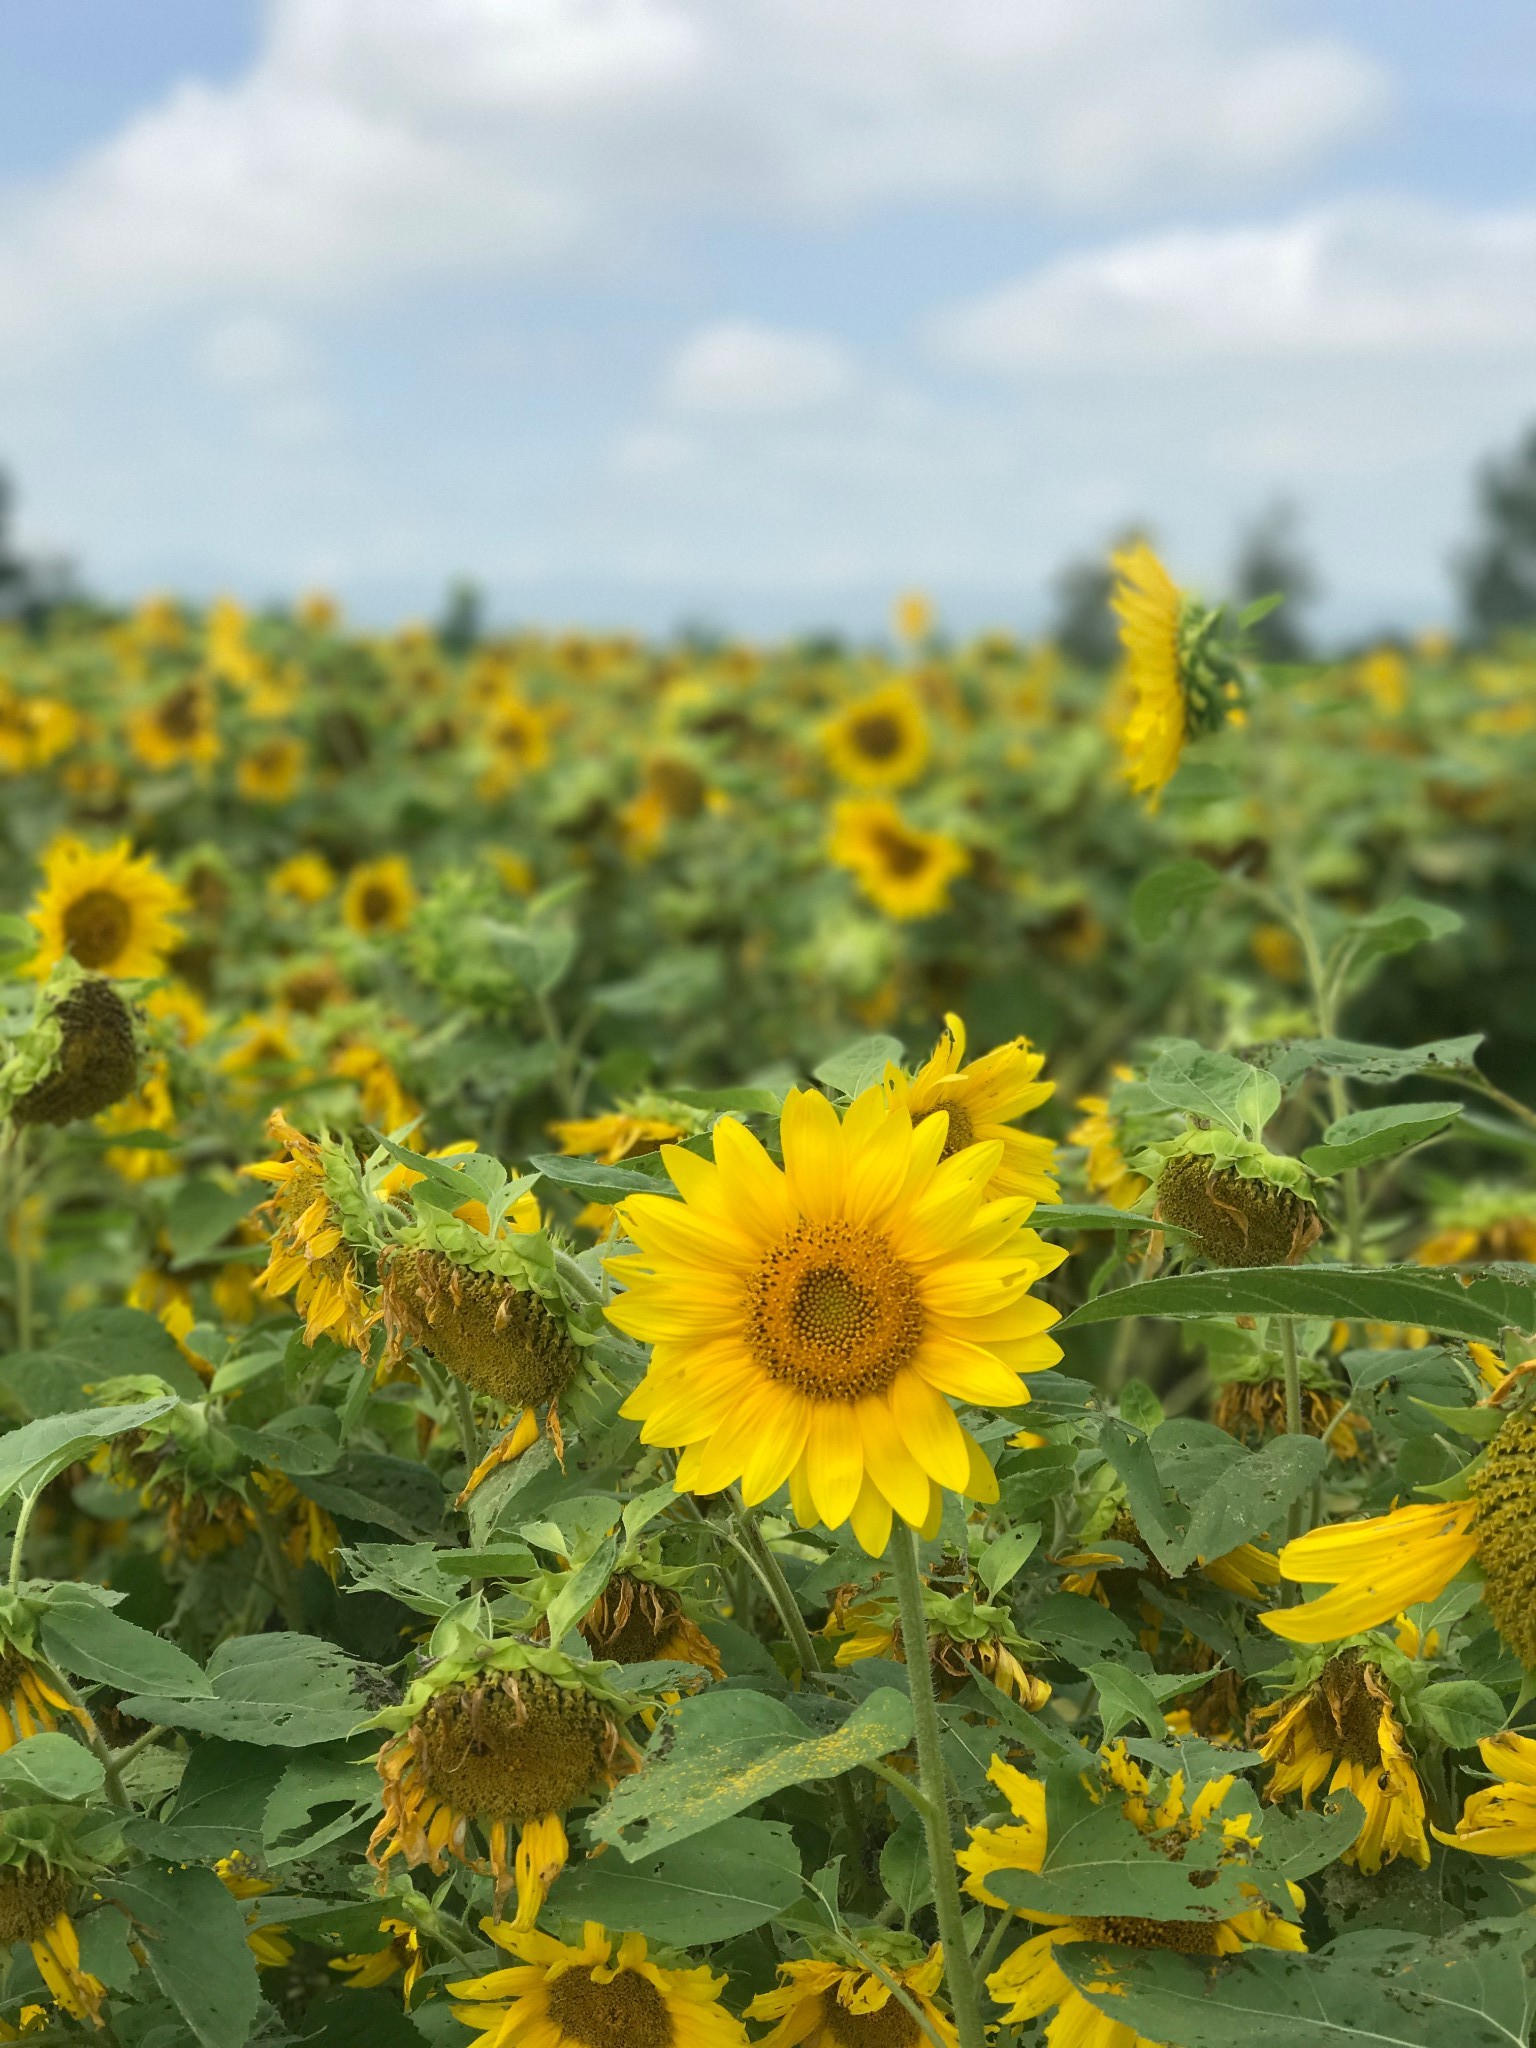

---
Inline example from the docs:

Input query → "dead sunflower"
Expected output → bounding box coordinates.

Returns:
[1,963,140,1128]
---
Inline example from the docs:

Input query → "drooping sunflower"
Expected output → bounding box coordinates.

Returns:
[215,1852,294,1970]
[1435,1731,1536,1857]
[27,836,186,979]
[1213,1370,1365,1461]
[0,1858,105,2026]
[1255,1648,1428,1873]
[1110,542,1244,806]
[450,1920,748,2048]
[828,800,969,921]
[0,963,140,1128]
[1414,1185,1536,1267]
[885,1012,1057,1204]
[578,1569,724,1678]
[825,1574,1050,1709]
[1261,1408,1536,1660]
[268,851,336,904]
[0,1646,94,1753]
[748,1944,957,2047]
[608,1084,1064,1555]
[1069,1080,1149,1211]
[331,1914,425,1997]
[342,856,417,938]
[961,1749,1304,2046]
[236,733,305,804]
[125,677,221,772]
[822,682,930,790]
[368,1641,637,1925]
[242,1111,377,1350]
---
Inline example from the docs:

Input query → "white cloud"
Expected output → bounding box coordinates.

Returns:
[932,201,1536,371]
[0,0,1386,366]
[665,320,855,415]
[197,314,313,392]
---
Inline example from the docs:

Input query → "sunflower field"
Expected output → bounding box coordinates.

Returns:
[2,560,1536,2047]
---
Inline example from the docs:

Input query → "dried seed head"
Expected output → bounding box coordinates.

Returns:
[11,977,138,1125]
[383,1248,581,1407]
[1470,1413,1536,1667]
[414,1674,613,1827]
[1156,1156,1320,1268]
[0,1860,72,1948]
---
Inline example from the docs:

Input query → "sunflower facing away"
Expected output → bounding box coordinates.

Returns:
[885,1012,1057,1204]
[0,1859,105,2026]
[450,1920,748,2048]
[1436,1731,1536,1858]
[1256,1649,1429,1873]
[828,799,969,921]
[1069,1073,1149,1211]
[342,856,418,938]
[1262,1407,1536,1665]
[27,837,185,980]
[822,682,930,791]
[747,1945,958,2047]
[608,1083,1064,1555]
[960,1747,1305,2047]
[243,1112,377,1350]
[1110,542,1243,806]
[215,1852,295,1971]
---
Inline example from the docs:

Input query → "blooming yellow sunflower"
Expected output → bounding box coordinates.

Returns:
[885,1012,1057,1204]
[27,836,186,979]
[822,682,930,790]
[960,1748,1304,2047]
[1259,1405,1536,1655]
[1110,542,1185,801]
[450,1920,747,2048]
[828,799,969,921]
[368,1645,636,1925]
[1069,1078,1150,1211]
[0,1860,105,2025]
[1255,1649,1428,1873]
[331,1914,425,1998]
[342,857,417,938]
[0,686,76,776]
[236,733,305,803]
[748,1946,957,2047]
[125,678,221,772]
[1435,1731,1536,1857]
[329,1041,420,1134]
[476,692,551,798]
[608,1083,1063,1554]
[242,1111,377,1350]
[269,851,336,904]
[215,1852,294,1970]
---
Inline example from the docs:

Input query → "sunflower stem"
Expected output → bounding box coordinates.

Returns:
[889,1520,988,2048]
[2,1125,36,1353]
[250,1498,305,1632]
[7,1483,43,1594]
[39,1661,128,1810]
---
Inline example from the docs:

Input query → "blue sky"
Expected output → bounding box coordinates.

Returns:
[1,1,1533,641]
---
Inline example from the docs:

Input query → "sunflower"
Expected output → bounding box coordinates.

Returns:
[27,836,186,979]
[125,678,221,772]
[269,851,336,904]
[0,1860,105,2026]
[1414,1186,1536,1267]
[609,1083,1064,1555]
[1260,1409,1536,1656]
[342,857,417,938]
[331,1915,425,1997]
[330,1041,420,1134]
[828,800,969,922]
[96,1062,177,1181]
[451,1920,747,2048]
[1255,1649,1428,1873]
[0,687,76,776]
[1069,1079,1149,1211]
[961,1749,1304,2046]
[218,1014,305,1098]
[242,1111,377,1350]
[1435,1732,1536,1857]
[0,1651,94,1753]
[368,1645,636,1924]
[215,1852,294,1970]
[748,1946,957,2047]
[1110,542,1243,806]
[823,683,930,790]
[2,967,140,1128]
[477,693,551,797]
[1213,1375,1365,1461]
[548,1109,691,1165]
[825,1577,1050,1709]
[885,1012,1056,1204]
[236,734,305,803]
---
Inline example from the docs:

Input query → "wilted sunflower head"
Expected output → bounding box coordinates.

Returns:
[1146,1127,1320,1270]
[26,835,186,981]
[1,963,141,1127]
[381,1247,582,1411]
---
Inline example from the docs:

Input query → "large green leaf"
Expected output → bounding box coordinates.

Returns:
[1130,859,1222,941]
[528,1151,680,1204]
[813,1034,904,1099]
[40,1587,212,1699]
[160,1740,289,1859]
[164,1178,261,1263]
[0,1733,104,1801]
[120,1633,376,1746]
[102,1863,260,2048]
[1260,1035,1483,1088]
[1144,1044,1279,1141]
[1053,1920,1536,2048]
[554,1817,803,1943]
[1302,1102,1463,1176]
[0,1306,205,1416]
[591,1687,912,1857]
[1062,1265,1536,1340]
[0,1395,179,1504]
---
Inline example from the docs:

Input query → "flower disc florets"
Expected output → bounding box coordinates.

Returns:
[1468,1411,1536,1669]
[382,1247,581,1408]
[1156,1152,1320,1268]
[414,1673,615,1827]
[0,1860,71,1948]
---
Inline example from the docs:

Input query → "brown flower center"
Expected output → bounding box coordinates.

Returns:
[61,888,134,969]
[545,1964,673,2048]
[869,825,929,879]
[1303,1649,1387,1769]
[1080,1916,1224,1954]
[0,1860,72,1948]
[359,884,397,928]
[415,1676,612,1827]
[824,1992,921,2046]
[919,1102,974,1158]
[850,713,903,762]
[581,1574,680,1664]
[155,685,204,741]
[746,1220,924,1400]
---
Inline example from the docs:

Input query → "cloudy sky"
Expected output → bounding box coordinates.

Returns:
[1,0,1534,638]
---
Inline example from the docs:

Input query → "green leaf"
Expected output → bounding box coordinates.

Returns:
[101,1862,261,2048]
[1086,1662,1177,1738]
[0,1733,104,1801]
[665,1085,783,1115]
[592,1687,913,1857]
[294,1453,448,1539]
[1261,1035,1484,1088]
[1118,1381,1164,1434]
[1177,1433,1326,1575]
[164,1178,261,1262]
[1418,1680,1507,1749]
[164,1740,289,1859]
[1145,1043,1279,1141]
[1053,1919,1536,2048]
[544,1534,620,1651]
[1302,1102,1463,1176]
[528,1151,681,1204]
[0,1309,207,1416]
[812,1035,904,1100]
[977,1523,1040,1598]
[0,1395,179,1504]
[1130,860,1222,941]
[120,1633,376,1747]
[1237,592,1286,628]
[1062,1265,1536,1342]
[1345,897,1463,970]
[262,1750,379,1863]
[879,1811,933,1921]
[554,1817,803,1943]
[1032,1203,1163,1235]
[40,1588,212,1699]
